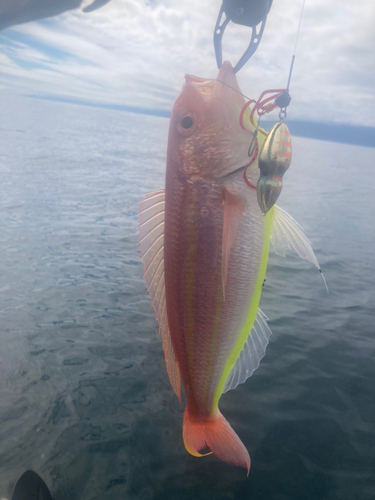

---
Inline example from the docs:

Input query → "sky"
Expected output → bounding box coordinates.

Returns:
[0,0,375,128]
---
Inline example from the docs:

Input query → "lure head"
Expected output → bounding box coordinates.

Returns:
[257,122,292,213]
[167,61,253,180]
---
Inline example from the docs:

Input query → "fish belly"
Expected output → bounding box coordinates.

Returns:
[164,172,268,418]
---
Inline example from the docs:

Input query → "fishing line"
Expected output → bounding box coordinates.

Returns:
[216,0,306,95]
[293,0,307,56]
[215,0,307,161]
[215,79,253,102]
[287,0,306,90]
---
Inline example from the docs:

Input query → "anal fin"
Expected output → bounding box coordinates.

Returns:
[223,309,272,394]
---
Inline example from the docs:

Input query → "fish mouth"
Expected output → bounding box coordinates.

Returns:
[256,176,283,214]
[184,61,243,102]
[184,74,216,96]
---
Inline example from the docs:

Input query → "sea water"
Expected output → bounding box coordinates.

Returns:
[0,94,374,500]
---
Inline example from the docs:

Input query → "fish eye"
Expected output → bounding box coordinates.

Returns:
[181,116,193,129]
[175,111,196,137]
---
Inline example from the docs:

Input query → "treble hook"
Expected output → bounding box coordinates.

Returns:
[214,0,273,73]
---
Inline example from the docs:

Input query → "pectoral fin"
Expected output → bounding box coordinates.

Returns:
[271,205,328,292]
[139,190,181,401]
[222,189,244,299]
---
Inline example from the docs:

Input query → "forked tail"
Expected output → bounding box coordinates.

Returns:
[183,407,250,474]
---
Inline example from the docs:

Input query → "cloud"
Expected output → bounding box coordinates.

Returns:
[0,0,374,126]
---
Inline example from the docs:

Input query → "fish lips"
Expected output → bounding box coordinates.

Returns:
[256,173,283,214]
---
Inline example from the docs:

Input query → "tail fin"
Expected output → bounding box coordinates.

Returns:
[183,407,250,474]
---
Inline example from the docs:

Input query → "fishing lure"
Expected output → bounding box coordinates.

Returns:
[239,88,292,214]
[257,121,292,214]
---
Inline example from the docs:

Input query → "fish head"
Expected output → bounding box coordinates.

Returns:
[167,61,254,180]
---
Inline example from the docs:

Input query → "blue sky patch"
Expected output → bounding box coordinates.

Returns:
[0,28,72,62]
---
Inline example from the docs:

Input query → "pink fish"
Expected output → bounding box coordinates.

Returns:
[139,62,324,473]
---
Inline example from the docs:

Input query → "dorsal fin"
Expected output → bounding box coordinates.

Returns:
[139,190,181,401]
[223,309,272,394]
[271,205,328,292]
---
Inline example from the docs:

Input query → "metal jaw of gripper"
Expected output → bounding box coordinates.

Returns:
[214,0,273,73]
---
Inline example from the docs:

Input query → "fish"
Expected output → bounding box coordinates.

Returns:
[139,61,325,473]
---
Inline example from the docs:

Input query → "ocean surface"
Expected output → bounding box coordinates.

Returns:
[0,94,374,500]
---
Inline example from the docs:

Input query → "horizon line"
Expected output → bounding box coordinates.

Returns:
[23,92,375,148]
